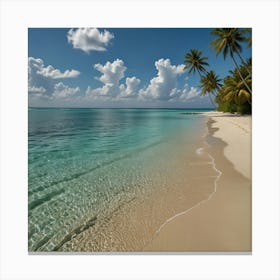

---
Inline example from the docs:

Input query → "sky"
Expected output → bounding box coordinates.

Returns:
[28,28,252,108]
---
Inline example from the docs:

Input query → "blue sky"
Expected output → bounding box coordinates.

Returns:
[28,28,251,108]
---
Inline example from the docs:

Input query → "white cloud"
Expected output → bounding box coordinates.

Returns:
[94,59,126,85]
[28,56,208,108]
[29,57,53,97]
[179,86,200,101]
[28,57,80,79]
[28,57,81,103]
[28,57,44,74]
[86,84,114,99]
[37,65,80,79]
[52,82,80,99]
[139,58,185,100]
[85,58,202,105]
[67,28,114,53]
[86,59,130,99]
[28,85,46,94]
[119,77,141,98]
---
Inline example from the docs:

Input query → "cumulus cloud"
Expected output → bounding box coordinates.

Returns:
[139,58,185,101]
[28,57,81,103]
[67,28,114,53]
[28,56,207,107]
[85,58,201,105]
[53,82,80,99]
[28,85,46,95]
[86,59,133,99]
[29,57,53,97]
[179,86,200,101]
[94,59,126,85]
[28,57,80,79]
[85,84,114,99]
[119,77,141,98]
[28,57,44,75]
[37,66,80,79]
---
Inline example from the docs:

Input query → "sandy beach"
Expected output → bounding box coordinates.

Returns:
[145,113,252,252]
[202,112,251,179]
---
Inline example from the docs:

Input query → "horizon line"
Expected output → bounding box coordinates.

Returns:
[28,107,214,110]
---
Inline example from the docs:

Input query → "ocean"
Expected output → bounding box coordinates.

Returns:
[28,108,217,252]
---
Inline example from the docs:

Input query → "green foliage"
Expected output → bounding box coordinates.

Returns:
[217,101,251,115]
[217,102,237,113]
[237,103,251,114]
[200,70,222,109]
[182,28,252,115]
[241,28,252,48]
[210,28,252,95]
[183,49,209,76]
[210,28,246,59]
[215,58,252,115]
[200,70,222,96]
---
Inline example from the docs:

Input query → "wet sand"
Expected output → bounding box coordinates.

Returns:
[145,116,252,252]
[207,113,251,179]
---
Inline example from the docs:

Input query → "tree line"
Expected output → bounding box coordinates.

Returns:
[184,28,252,114]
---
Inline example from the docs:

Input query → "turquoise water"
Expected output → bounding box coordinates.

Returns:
[28,108,212,252]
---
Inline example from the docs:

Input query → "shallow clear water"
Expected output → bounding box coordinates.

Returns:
[28,108,213,252]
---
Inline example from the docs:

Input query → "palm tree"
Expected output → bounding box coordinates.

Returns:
[222,70,251,105]
[241,28,252,48]
[200,70,222,109]
[183,49,209,78]
[210,28,252,93]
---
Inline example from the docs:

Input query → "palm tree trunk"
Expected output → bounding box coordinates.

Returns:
[230,49,252,94]
[208,93,217,110]
[233,45,251,76]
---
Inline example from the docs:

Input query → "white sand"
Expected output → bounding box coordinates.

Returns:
[203,112,251,179]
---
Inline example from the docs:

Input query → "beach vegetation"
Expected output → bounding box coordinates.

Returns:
[200,70,222,109]
[183,49,209,77]
[210,28,252,94]
[183,49,219,107]
[215,58,251,114]
[183,28,252,115]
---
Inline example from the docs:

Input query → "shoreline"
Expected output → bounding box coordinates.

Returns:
[202,112,251,179]
[145,113,252,252]
[152,147,222,238]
